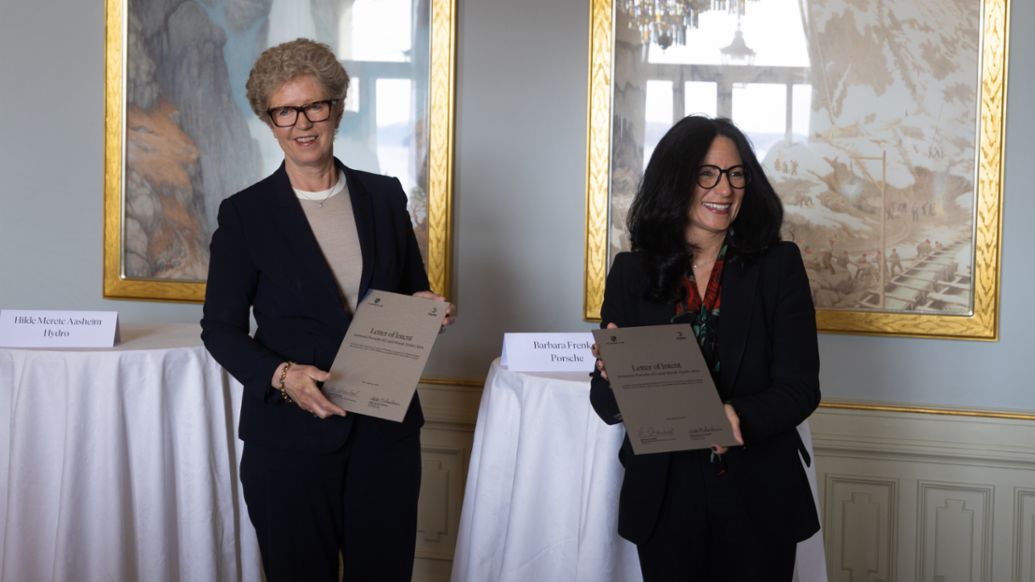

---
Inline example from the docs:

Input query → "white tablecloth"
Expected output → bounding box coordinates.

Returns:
[0,324,262,582]
[451,359,640,582]
[452,359,828,582]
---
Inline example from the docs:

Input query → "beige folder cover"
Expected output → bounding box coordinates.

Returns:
[592,324,736,454]
[324,290,444,422]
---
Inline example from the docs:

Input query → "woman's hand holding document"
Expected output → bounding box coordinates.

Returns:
[591,324,739,454]
[323,290,446,422]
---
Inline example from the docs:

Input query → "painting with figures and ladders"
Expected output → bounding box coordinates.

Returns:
[605,0,993,320]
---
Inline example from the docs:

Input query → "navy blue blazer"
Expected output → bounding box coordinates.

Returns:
[590,242,821,544]
[201,160,430,452]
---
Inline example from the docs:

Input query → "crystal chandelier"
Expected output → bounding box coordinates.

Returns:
[620,0,755,50]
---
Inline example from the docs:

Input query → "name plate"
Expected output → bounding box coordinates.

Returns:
[500,332,595,372]
[0,310,120,348]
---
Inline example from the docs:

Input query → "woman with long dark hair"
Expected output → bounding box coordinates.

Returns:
[591,116,820,581]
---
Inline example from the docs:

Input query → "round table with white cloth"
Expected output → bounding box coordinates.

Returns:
[0,323,262,582]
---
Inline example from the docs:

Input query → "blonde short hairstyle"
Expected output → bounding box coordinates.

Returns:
[245,38,350,119]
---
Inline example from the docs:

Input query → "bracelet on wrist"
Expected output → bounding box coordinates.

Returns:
[278,361,295,404]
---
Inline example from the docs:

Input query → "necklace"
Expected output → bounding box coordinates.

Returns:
[294,175,344,208]
[692,255,718,273]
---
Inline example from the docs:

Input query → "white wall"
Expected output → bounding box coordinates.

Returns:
[1,0,1032,413]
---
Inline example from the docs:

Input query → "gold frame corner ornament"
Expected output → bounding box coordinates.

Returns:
[582,0,1008,340]
[103,0,457,303]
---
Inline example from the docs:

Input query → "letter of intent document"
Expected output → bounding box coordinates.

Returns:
[592,324,737,454]
[324,290,445,422]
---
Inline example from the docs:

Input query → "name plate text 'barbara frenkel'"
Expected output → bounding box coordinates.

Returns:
[500,332,596,373]
[0,309,121,348]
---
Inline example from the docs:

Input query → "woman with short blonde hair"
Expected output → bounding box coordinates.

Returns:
[202,38,454,582]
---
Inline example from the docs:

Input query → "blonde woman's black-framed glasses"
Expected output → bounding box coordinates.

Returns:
[267,99,339,127]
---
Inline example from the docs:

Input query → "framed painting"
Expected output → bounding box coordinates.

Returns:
[584,0,1008,339]
[104,0,456,302]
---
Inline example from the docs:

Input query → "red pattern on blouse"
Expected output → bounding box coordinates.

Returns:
[677,255,725,315]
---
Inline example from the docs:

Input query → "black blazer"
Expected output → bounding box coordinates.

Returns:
[590,242,821,545]
[201,160,430,452]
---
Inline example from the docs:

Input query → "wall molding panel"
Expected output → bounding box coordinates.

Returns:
[918,482,993,582]
[413,382,481,582]
[811,408,1035,582]
[1015,489,1035,582]
[418,445,468,553]
[824,476,898,582]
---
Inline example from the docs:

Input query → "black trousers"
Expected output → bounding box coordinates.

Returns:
[240,418,422,582]
[636,450,796,582]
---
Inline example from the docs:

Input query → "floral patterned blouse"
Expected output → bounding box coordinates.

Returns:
[673,243,728,399]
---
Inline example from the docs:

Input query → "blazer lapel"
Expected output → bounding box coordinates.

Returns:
[640,299,675,326]
[719,255,759,394]
[341,163,376,298]
[267,164,348,317]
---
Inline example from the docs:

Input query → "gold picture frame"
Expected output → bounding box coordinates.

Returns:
[584,0,1008,340]
[104,0,456,302]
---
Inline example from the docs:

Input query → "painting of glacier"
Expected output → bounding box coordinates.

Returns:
[122,0,431,282]
[609,0,980,314]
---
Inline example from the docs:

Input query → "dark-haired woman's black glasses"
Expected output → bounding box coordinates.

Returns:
[695,165,750,190]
